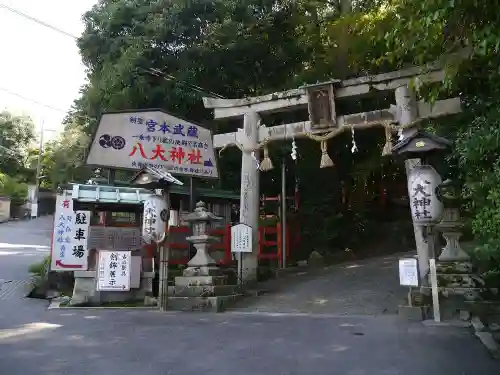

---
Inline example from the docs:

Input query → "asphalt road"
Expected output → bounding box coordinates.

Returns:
[0,217,499,375]
[0,217,52,300]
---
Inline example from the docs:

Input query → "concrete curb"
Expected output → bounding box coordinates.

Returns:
[422,319,471,328]
[471,316,500,359]
[48,300,157,310]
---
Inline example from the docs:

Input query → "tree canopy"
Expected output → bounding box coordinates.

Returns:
[40,0,500,280]
[0,111,36,178]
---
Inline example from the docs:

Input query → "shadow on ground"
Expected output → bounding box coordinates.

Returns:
[231,251,412,315]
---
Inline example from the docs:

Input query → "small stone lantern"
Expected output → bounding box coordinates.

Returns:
[435,179,470,262]
[183,201,223,276]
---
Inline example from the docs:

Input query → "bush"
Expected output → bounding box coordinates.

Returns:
[453,102,500,289]
[28,255,51,287]
[0,172,28,203]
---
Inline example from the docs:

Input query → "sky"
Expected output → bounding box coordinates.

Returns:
[0,0,98,141]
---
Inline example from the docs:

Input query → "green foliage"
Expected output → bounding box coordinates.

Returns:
[28,255,51,288]
[0,173,28,202]
[379,0,500,285]
[42,126,93,189]
[0,111,36,181]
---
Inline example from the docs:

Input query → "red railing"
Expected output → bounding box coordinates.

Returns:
[167,225,232,266]
[163,221,299,267]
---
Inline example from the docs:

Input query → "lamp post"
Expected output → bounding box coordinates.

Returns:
[391,129,452,322]
[130,167,183,310]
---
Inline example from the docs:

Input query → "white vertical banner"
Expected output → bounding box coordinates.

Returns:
[51,192,79,271]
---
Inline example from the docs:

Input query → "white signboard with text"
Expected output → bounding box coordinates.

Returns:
[97,251,131,291]
[231,223,252,253]
[399,258,419,287]
[86,110,219,178]
[70,211,91,263]
[51,193,88,271]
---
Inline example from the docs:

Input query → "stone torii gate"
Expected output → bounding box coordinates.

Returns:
[203,65,462,283]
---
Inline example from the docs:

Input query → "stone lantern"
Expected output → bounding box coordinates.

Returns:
[168,201,239,312]
[182,201,222,276]
[435,179,469,262]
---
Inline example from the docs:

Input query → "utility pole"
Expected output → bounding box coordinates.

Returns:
[32,121,56,219]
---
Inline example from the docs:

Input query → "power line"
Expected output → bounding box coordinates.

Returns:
[0,86,96,122]
[145,68,226,99]
[0,86,69,114]
[1,3,226,106]
[0,3,78,39]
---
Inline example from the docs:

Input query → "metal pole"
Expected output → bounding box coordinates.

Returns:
[108,169,116,184]
[159,188,171,310]
[281,157,287,268]
[189,177,195,210]
[32,120,44,219]
[189,177,196,258]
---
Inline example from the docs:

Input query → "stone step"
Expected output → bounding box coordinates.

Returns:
[168,285,239,297]
[166,295,242,312]
[175,275,228,287]
[436,273,483,289]
[182,266,225,277]
[435,261,474,274]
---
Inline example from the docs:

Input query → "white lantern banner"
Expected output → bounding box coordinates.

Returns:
[142,194,169,244]
[407,165,443,225]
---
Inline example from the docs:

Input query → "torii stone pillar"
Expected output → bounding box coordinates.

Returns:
[395,85,431,285]
[239,111,260,283]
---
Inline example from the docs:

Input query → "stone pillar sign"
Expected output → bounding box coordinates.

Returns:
[239,111,260,283]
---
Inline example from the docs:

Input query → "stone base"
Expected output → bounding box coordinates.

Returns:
[175,275,227,287]
[70,271,154,306]
[70,271,98,306]
[398,305,431,321]
[168,285,238,297]
[183,265,224,277]
[167,295,241,312]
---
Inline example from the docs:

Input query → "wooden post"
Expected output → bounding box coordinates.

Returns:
[239,111,260,283]
[395,85,431,287]
[281,157,287,268]
[429,257,441,322]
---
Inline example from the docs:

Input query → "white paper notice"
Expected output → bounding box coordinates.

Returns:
[97,251,131,291]
[399,258,419,287]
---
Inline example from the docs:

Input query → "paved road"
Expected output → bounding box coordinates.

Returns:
[1,309,500,375]
[0,217,53,301]
[0,218,499,374]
